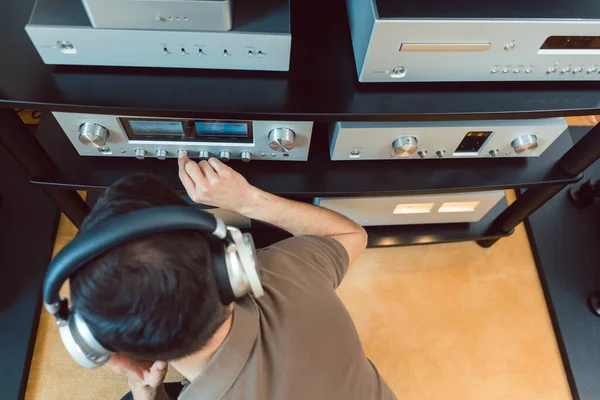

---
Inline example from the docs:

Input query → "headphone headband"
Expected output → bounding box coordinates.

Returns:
[43,206,226,316]
[43,204,263,369]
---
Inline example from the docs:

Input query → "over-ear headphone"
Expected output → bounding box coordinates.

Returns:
[43,206,264,369]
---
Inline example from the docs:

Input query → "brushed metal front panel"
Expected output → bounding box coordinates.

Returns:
[347,0,600,82]
[53,112,313,161]
[26,0,291,71]
[25,26,291,71]
[315,191,505,226]
[82,0,232,31]
[330,118,567,160]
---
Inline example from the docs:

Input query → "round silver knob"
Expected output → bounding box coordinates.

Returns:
[177,149,187,158]
[198,150,210,161]
[392,136,418,157]
[417,150,427,159]
[240,151,252,163]
[489,149,499,158]
[511,134,539,154]
[219,150,231,162]
[436,150,446,159]
[268,128,296,152]
[135,148,146,160]
[78,122,109,148]
[156,149,167,160]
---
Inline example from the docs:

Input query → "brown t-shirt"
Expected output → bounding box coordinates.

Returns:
[178,235,396,400]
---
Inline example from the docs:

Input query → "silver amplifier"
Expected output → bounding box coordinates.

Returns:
[329,118,567,161]
[26,0,291,71]
[53,112,313,162]
[315,191,505,226]
[82,0,232,31]
[347,0,600,82]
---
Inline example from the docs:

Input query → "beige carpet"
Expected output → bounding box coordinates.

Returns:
[25,192,571,400]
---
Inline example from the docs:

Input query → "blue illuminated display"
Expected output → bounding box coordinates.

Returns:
[195,122,248,136]
[128,120,184,135]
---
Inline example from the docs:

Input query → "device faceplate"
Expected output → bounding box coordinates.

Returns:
[82,0,232,31]
[330,119,567,160]
[53,112,313,162]
[26,0,290,71]
[315,191,506,226]
[347,0,600,82]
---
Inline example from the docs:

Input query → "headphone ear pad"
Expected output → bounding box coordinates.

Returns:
[58,312,112,369]
[210,241,237,305]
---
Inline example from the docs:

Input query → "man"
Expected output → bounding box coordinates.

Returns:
[71,153,396,399]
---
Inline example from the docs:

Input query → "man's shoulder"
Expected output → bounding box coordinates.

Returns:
[256,235,350,289]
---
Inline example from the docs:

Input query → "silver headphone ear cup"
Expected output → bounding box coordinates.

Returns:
[224,248,252,298]
[58,312,113,369]
[223,227,264,300]
[239,233,264,298]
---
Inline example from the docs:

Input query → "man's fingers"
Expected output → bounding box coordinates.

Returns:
[177,152,188,170]
[207,157,229,175]
[185,160,209,189]
[154,360,168,371]
[145,361,168,388]
[178,155,196,192]
[198,160,219,184]
[106,354,144,380]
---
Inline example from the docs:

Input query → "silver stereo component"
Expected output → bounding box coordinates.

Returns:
[347,0,600,82]
[329,118,567,161]
[53,112,313,162]
[25,0,291,71]
[82,0,232,31]
[315,191,505,226]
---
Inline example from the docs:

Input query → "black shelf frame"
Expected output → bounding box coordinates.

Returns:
[0,139,59,400]
[1,0,600,399]
[4,0,600,121]
[1,110,596,249]
[21,113,585,248]
[520,127,600,400]
[30,115,580,195]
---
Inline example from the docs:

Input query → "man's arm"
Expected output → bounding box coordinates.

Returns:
[178,154,368,265]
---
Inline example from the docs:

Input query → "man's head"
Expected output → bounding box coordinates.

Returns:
[70,174,230,361]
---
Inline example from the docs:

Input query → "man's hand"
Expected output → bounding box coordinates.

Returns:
[178,153,257,212]
[176,152,367,265]
[107,354,168,400]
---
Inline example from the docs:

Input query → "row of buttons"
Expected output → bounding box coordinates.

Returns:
[546,66,598,75]
[353,148,504,159]
[121,148,290,161]
[491,68,532,75]
[491,67,600,75]
[163,47,264,58]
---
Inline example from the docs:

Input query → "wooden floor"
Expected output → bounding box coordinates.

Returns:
[25,117,598,399]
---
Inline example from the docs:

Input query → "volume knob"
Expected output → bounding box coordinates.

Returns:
[219,151,231,162]
[268,128,296,152]
[78,122,109,148]
[135,148,146,160]
[198,150,210,161]
[240,151,252,163]
[156,149,167,160]
[392,136,418,157]
[511,134,539,154]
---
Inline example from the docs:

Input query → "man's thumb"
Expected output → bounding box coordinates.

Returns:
[154,360,167,371]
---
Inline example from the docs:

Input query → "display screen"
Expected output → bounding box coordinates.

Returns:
[454,131,493,154]
[127,120,185,136]
[540,36,600,50]
[120,118,253,143]
[194,122,249,137]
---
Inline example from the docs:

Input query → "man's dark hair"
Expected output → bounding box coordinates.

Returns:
[70,174,230,361]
